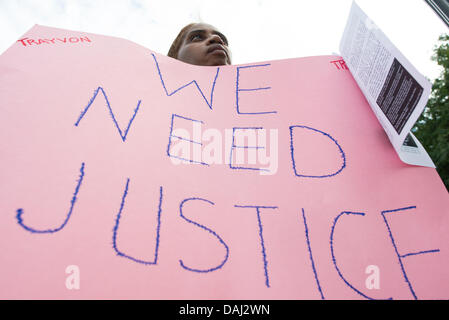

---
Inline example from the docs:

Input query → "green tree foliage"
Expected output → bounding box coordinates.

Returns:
[414,34,449,190]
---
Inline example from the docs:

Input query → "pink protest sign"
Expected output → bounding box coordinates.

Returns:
[0,25,448,300]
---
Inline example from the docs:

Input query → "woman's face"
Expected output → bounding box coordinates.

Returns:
[176,23,231,66]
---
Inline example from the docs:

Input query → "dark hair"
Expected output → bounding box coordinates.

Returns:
[167,23,196,59]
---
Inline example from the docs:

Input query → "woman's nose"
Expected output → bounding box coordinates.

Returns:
[207,34,224,45]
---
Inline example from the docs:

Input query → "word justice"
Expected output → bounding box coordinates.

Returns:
[15,161,439,300]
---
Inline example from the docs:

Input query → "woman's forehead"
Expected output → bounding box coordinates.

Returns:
[186,23,220,35]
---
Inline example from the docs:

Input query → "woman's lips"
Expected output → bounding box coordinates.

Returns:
[207,44,227,56]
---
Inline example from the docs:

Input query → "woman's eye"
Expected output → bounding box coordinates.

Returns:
[191,34,202,41]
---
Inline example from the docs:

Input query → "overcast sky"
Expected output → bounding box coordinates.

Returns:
[0,0,447,81]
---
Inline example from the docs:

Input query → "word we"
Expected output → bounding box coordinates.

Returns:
[17,36,92,47]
